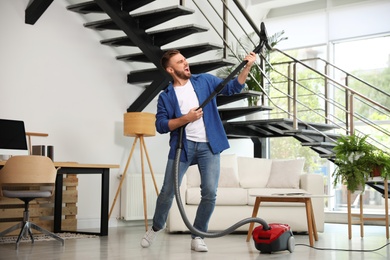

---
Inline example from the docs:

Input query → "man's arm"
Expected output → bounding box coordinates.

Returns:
[237,52,257,84]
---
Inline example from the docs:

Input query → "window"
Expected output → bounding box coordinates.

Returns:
[332,35,390,214]
[269,35,390,216]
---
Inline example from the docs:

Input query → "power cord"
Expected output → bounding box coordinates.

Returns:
[296,242,390,252]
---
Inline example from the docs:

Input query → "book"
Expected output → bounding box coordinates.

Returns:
[271,192,310,196]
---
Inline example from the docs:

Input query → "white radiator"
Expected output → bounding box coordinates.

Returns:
[120,173,164,221]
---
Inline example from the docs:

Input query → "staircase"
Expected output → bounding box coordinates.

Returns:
[67,0,236,112]
[65,0,390,160]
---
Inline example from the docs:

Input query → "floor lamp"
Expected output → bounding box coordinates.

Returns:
[109,112,159,231]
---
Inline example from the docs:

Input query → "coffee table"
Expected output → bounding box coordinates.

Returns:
[246,193,320,246]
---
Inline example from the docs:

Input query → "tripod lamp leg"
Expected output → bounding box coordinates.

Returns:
[109,136,139,219]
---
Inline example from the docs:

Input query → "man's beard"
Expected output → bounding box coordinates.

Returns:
[173,68,191,80]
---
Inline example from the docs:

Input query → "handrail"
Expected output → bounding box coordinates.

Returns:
[187,0,390,153]
[270,48,390,152]
[277,56,390,99]
[272,49,390,114]
[189,0,341,140]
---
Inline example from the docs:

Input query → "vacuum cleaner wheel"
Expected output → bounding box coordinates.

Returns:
[287,236,295,253]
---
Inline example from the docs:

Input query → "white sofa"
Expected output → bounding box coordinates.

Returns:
[166,154,325,233]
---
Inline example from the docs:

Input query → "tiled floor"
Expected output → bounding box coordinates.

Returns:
[0,223,389,259]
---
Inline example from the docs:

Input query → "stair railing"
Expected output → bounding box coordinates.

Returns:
[189,0,341,139]
[269,49,390,152]
[185,0,390,153]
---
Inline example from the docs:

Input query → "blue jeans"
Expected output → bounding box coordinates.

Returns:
[152,140,220,238]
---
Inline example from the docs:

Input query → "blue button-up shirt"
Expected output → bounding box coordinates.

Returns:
[156,73,245,162]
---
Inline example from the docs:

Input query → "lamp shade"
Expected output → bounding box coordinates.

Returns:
[123,112,156,137]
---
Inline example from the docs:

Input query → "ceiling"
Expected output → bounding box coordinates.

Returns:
[248,0,371,19]
[250,0,316,9]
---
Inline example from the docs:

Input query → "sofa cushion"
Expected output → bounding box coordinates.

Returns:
[219,154,240,187]
[186,187,247,206]
[266,159,305,189]
[237,157,272,188]
[219,166,240,187]
[186,154,240,188]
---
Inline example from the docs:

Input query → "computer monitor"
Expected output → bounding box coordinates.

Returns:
[0,119,29,156]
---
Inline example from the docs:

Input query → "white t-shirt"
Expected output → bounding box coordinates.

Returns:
[174,80,208,142]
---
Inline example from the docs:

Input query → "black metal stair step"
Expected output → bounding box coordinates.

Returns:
[100,36,133,47]
[293,129,340,143]
[217,90,262,106]
[301,141,336,147]
[117,43,223,62]
[224,122,339,159]
[83,5,194,31]
[84,18,119,30]
[223,118,339,139]
[101,24,208,47]
[132,5,194,30]
[320,154,335,159]
[135,24,210,47]
[218,106,272,121]
[227,118,324,131]
[292,130,339,158]
[67,0,154,14]
[310,146,335,158]
[224,118,301,138]
[224,123,266,139]
[283,123,338,133]
[128,59,235,84]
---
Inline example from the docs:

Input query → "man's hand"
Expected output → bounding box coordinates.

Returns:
[186,107,203,122]
[244,52,257,69]
[168,107,203,131]
[237,52,258,84]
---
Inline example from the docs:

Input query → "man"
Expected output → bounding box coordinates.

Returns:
[141,49,257,252]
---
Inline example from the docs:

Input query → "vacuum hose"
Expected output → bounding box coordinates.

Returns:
[172,22,272,238]
[174,128,269,238]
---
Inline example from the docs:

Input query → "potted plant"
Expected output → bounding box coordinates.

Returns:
[332,133,375,192]
[367,149,390,179]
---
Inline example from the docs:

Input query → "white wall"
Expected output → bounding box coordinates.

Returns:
[0,0,169,229]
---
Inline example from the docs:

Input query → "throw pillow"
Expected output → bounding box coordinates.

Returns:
[238,157,272,188]
[266,158,305,188]
[219,154,240,187]
[218,166,239,187]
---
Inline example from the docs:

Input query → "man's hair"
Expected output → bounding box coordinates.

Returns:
[160,49,181,69]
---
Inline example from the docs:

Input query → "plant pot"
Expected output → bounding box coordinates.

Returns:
[371,166,383,177]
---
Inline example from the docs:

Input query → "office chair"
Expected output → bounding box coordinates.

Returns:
[0,155,64,249]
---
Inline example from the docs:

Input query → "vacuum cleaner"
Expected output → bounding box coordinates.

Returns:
[172,22,295,253]
[252,223,295,253]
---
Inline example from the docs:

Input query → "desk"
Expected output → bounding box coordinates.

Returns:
[246,194,318,246]
[53,162,119,236]
[0,161,119,237]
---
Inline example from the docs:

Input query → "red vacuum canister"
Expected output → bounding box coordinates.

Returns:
[252,223,295,253]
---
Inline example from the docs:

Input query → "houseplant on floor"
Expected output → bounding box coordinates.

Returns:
[332,133,375,192]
